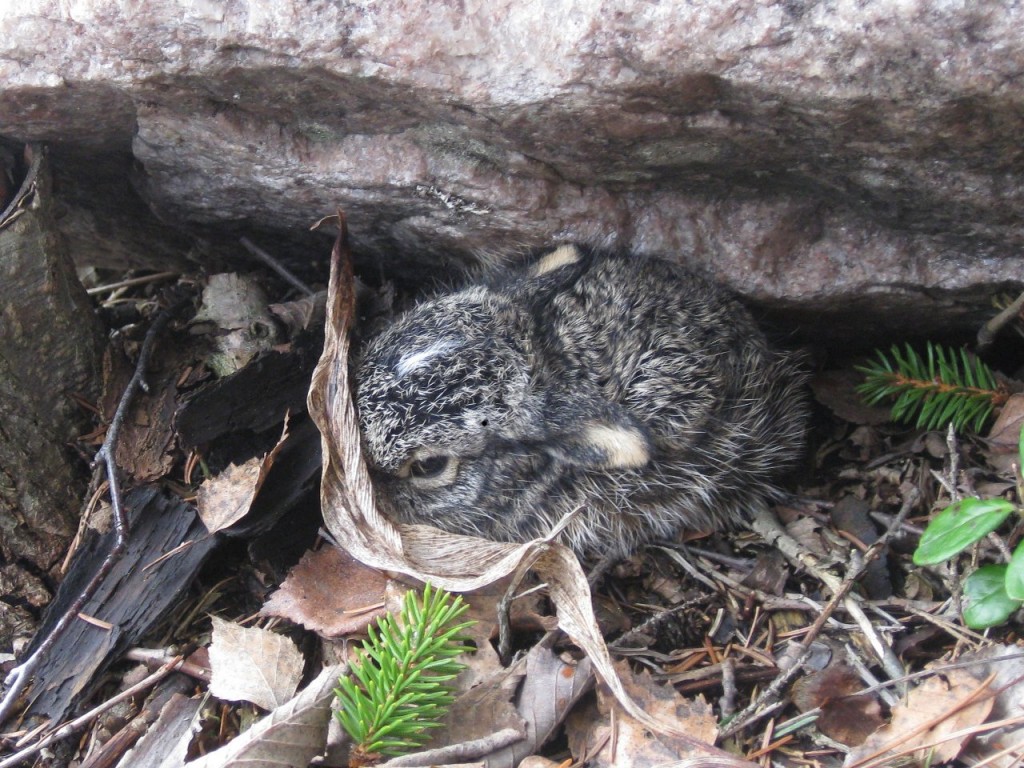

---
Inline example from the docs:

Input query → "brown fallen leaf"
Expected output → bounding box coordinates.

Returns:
[741,550,789,596]
[421,650,528,755]
[986,392,1024,453]
[784,516,829,559]
[196,417,290,533]
[208,616,305,711]
[261,545,391,637]
[844,666,996,767]
[791,663,884,746]
[566,660,719,767]
[485,637,595,765]
[811,368,893,426]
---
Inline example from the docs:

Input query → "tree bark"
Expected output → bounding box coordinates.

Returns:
[0,144,105,648]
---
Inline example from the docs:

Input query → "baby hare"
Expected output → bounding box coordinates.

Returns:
[355,245,806,557]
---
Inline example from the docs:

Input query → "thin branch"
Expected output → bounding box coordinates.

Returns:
[378,727,524,767]
[240,237,315,297]
[842,592,905,694]
[0,300,184,727]
[719,657,737,719]
[0,656,183,768]
[977,288,1024,351]
[0,144,42,226]
[720,488,920,740]
[85,271,179,297]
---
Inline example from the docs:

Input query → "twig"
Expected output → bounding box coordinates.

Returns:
[85,271,179,297]
[843,643,898,708]
[0,301,183,727]
[902,602,986,647]
[0,144,41,226]
[660,548,821,614]
[946,423,961,502]
[720,488,920,740]
[0,656,183,768]
[240,237,315,297]
[969,731,1024,768]
[124,647,211,683]
[977,287,1024,351]
[496,550,542,663]
[842,593,905,695]
[378,727,524,767]
[720,657,737,719]
[748,506,843,593]
[76,673,192,768]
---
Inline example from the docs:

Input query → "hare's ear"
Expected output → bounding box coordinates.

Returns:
[546,400,651,470]
[529,244,583,278]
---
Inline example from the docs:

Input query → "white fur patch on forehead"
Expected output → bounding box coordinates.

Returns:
[394,338,460,378]
[530,244,582,277]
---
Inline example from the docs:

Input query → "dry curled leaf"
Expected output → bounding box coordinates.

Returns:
[269,290,327,336]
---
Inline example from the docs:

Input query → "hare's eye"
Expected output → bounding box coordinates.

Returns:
[409,455,449,479]
[402,451,460,489]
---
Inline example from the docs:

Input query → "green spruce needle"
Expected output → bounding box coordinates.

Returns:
[334,584,475,764]
[856,342,1006,433]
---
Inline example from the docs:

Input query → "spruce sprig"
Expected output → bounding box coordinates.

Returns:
[856,342,1006,432]
[335,584,474,765]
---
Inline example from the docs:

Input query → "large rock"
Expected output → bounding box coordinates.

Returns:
[1,1,1023,344]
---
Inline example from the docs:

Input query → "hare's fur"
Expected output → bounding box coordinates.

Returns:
[355,245,807,557]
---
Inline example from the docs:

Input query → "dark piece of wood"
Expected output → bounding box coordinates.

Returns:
[21,486,219,724]
[173,329,323,449]
[228,416,322,542]
[0,144,105,587]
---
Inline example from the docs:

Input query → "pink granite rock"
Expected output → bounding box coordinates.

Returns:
[1,1,1022,341]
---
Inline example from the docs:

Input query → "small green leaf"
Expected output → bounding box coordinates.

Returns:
[963,564,1023,629]
[913,498,1016,565]
[1006,543,1024,601]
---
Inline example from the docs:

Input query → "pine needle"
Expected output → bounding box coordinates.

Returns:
[856,342,1006,433]
[334,584,474,765]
